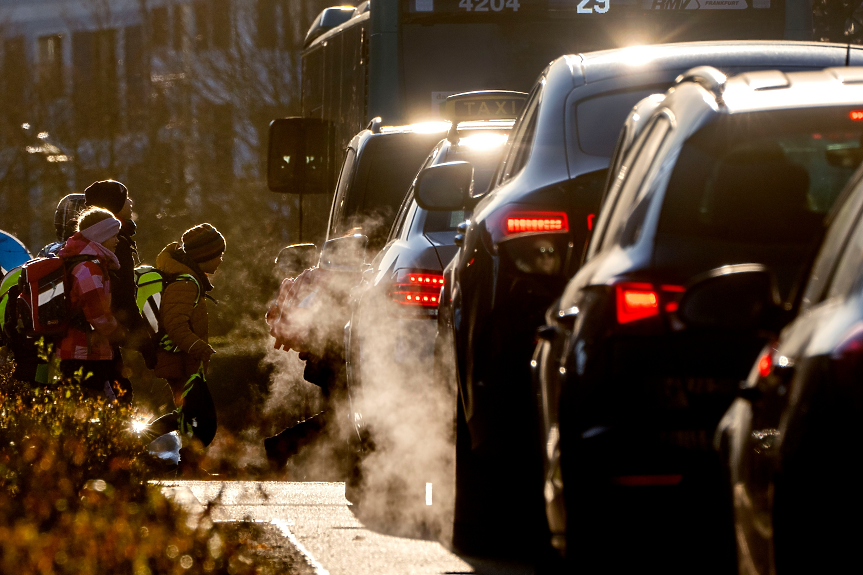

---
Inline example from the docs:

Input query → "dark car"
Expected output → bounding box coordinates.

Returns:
[716,161,863,574]
[532,65,863,569]
[264,121,449,465]
[432,40,863,554]
[343,116,513,523]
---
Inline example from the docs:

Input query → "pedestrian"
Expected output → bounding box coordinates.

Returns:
[38,194,87,257]
[57,207,128,400]
[147,224,225,474]
[83,180,155,398]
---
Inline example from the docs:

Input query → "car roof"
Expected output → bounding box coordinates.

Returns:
[347,122,450,151]
[722,67,863,113]
[570,41,857,85]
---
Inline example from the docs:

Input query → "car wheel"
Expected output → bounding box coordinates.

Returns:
[452,394,496,553]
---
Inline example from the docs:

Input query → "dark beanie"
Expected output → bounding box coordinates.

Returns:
[84,180,128,215]
[181,224,226,263]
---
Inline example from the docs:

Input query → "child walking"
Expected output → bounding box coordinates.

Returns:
[147,224,225,474]
[57,208,128,400]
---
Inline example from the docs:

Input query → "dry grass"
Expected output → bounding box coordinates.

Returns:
[0,360,299,574]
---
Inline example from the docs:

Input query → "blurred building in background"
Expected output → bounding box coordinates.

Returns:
[0,0,329,335]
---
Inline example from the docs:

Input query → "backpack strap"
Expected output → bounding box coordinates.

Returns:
[173,273,202,306]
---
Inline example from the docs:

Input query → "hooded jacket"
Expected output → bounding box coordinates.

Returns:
[56,234,123,361]
[154,242,214,380]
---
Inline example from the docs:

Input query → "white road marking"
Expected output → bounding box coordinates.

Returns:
[271,519,331,575]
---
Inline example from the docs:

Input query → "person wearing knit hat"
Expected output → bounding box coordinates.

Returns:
[84,180,128,215]
[181,224,226,264]
[147,223,225,475]
[84,180,155,393]
[38,194,88,257]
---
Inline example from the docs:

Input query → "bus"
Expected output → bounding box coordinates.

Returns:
[268,0,812,241]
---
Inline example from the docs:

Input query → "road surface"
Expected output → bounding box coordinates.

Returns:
[160,481,535,575]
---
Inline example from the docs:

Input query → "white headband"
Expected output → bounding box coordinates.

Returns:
[81,217,121,244]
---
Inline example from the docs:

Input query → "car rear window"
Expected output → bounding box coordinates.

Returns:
[343,133,442,247]
[576,87,667,157]
[657,107,863,296]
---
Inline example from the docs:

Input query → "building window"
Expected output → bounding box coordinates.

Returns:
[37,35,63,99]
[173,4,184,51]
[125,26,148,128]
[193,1,210,51]
[212,0,231,49]
[73,29,118,137]
[193,0,231,52]
[257,0,277,49]
[151,6,169,48]
[3,36,28,111]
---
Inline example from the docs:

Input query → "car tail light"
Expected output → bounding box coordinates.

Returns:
[757,350,773,377]
[616,282,659,324]
[614,282,684,325]
[390,270,444,309]
[503,211,569,236]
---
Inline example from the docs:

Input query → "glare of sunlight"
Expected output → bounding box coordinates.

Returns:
[457,133,509,150]
[383,121,450,134]
[617,45,662,66]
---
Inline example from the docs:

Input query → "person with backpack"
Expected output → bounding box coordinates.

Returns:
[56,207,128,400]
[146,224,225,473]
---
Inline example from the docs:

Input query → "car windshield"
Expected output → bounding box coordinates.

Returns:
[656,107,863,298]
[423,139,505,233]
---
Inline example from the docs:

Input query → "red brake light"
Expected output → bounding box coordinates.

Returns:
[587,214,595,231]
[616,282,660,324]
[406,273,445,287]
[390,270,444,309]
[850,111,863,121]
[504,211,569,236]
[757,350,773,377]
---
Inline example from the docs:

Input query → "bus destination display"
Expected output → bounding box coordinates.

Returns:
[407,0,771,13]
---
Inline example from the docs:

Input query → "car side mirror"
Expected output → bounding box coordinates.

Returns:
[267,118,335,194]
[274,243,319,278]
[678,264,782,332]
[415,161,474,212]
[319,235,368,271]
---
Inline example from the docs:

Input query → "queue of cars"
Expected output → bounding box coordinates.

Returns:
[532,64,863,571]
[269,40,863,573]
[423,40,863,562]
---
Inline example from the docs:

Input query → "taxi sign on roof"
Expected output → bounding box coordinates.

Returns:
[443,91,528,123]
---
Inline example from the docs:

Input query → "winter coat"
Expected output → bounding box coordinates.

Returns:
[56,234,124,361]
[153,242,214,381]
[110,219,150,350]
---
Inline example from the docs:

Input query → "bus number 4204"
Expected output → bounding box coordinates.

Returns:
[459,0,521,12]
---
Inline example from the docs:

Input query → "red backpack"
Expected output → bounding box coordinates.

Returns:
[17,255,98,337]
